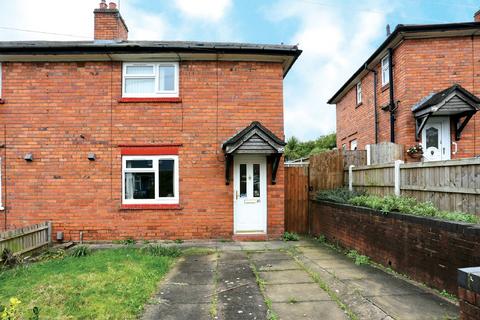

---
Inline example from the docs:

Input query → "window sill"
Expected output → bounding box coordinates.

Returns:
[118,97,182,103]
[381,84,390,92]
[356,102,363,108]
[120,204,182,210]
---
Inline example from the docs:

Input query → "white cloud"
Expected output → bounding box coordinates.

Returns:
[174,0,232,22]
[269,1,393,140]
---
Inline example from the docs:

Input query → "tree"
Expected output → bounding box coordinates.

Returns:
[284,133,336,161]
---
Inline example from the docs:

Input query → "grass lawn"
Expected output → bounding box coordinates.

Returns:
[0,247,176,319]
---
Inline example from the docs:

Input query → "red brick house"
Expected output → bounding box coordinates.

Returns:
[0,2,301,241]
[328,12,480,162]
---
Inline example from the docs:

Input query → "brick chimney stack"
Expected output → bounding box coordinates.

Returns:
[94,0,128,41]
[475,9,480,22]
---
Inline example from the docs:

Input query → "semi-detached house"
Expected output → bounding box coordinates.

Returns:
[0,1,301,241]
[329,11,480,162]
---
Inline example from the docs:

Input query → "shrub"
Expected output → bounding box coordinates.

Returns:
[140,245,182,258]
[122,238,136,245]
[315,188,364,204]
[348,195,479,224]
[69,245,91,258]
[1,249,20,268]
[282,232,299,241]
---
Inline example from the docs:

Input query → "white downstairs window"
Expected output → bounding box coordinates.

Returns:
[122,62,179,98]
[122,155,179,204]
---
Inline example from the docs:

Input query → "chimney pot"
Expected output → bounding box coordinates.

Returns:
[475,9,480,22]
[99,0,107,9]
[108,2,117,10]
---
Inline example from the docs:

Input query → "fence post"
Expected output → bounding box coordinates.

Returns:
[366,145,371,165]
[348,165,355,192]
[47,221,52,244]
[394,160,404,196]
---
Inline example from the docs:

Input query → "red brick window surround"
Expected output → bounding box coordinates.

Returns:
[120,145,181,210]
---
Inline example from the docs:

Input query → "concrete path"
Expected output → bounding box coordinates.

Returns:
[140,240,459,320]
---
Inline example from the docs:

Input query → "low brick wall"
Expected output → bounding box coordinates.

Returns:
[458,267,480,319]
[310,200,480,294]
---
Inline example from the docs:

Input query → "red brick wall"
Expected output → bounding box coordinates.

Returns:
[310,200,480,295]
[459,286,480,320]
[336,36,480,159]
[0,60,285,241]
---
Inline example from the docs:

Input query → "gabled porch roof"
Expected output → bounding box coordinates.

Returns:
[412,84,480,140]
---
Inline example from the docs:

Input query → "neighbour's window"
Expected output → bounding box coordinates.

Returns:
[356,82,362,105]
[122,155,179,204]
[350,139,358,151]
[122,62,179,97]
[381,55,390,86]
[342,144,347,150]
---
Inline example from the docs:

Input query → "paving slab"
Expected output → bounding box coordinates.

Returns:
[259,270,314,284]
[272,301,349,320]
[264,283,331,302]
[142,302,211,320]
[217,251,267,320]
[249,251,292,261]
[253,258,301,271]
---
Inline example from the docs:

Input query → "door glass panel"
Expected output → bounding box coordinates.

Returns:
[253,164,260,198]
[125,172,155,199]
[159,160,174,198]
[240,164,247,197]
[126,160,153,168]
[426,127,439,149]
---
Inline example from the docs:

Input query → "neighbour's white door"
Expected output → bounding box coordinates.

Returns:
[234,155,267,234]
[422,117,451,161]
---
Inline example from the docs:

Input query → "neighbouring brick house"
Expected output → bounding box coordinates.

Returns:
[328,11,480,162]
[0,1,301,241]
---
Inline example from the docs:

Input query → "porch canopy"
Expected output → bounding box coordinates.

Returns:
[412,84,480,141]
[222,121,286,185]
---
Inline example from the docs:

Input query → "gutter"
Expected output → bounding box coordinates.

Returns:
[388,48,395,143]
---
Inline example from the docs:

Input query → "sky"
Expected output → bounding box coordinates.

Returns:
[0,0,478,140]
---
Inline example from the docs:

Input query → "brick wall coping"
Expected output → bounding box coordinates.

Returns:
[313,200,480,235]
[458,267,480,292]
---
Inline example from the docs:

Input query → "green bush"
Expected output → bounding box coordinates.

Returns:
[69,245,91,258]
[346,250,370,266]
[348,195,479,224]
[140,245,182,258]
[282,232,299,241]
[315,188,364,204]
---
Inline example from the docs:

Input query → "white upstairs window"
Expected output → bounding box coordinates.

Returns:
[381,55,390,86]
[122,62,179,98]
[356,81,362,104]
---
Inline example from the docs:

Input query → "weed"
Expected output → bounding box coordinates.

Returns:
[173,239,184,244]
[1,249,20,268]
[140,245,182,258]
[250,263,278,320]
[69,245,91,258]
[439,290,457,301]
[282,232,300,241]
[121,237,136,245]
[288,297,298,304]
[315,234,326,243]
[346,250,370,266]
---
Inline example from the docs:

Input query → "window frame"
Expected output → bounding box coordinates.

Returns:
[122,155,179,205]
[122,62,179,98]
[381,55,390,86]
[350,139,358,151]
[356,81,362,105]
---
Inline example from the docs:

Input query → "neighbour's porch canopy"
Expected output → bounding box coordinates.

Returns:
[412,84,480,141]
[222,121,286,185]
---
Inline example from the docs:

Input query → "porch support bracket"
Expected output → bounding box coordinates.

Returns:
[225,154,233,185]
[271,154,281,185]
[454,113,474,141]
[415,114,430,141]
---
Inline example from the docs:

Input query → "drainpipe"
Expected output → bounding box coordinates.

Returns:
[388,48,395,143]
[365,63,378,144]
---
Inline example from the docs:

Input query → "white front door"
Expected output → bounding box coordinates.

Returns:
[422,117,451,161]
[234,155,267,234]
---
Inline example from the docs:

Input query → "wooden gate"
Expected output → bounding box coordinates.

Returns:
[284,165,309,234]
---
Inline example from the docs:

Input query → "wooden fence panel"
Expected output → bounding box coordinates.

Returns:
[342,150,367,168]
[348,158,480,215]
[368,142,404,165]
[309,150,344,193]
[285,165,309,234]
[0,222,51,256]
